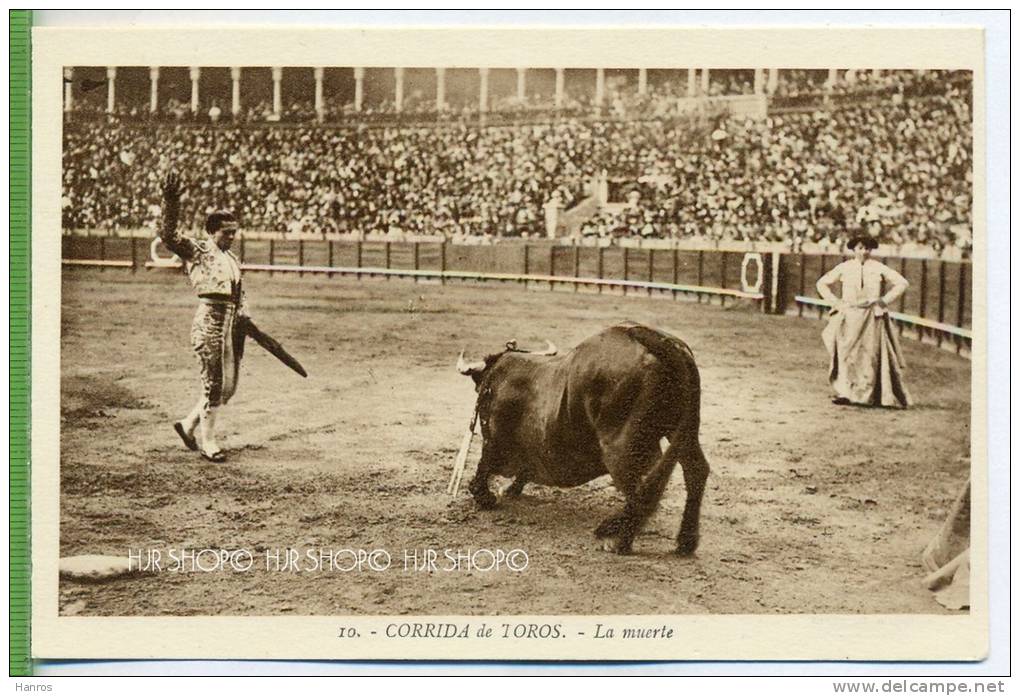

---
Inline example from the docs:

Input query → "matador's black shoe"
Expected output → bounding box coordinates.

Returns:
[201,449,226,463]
[174,422,199,451]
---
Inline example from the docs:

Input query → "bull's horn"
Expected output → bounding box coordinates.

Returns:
[534,340,558,356]
[456,350,486,375]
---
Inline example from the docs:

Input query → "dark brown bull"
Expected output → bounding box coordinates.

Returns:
[457,322,709,555]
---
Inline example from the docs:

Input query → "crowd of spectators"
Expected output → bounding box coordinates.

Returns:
[62,70,972,256]
[774,69,970,107]
[585,83,972,256]
[62,119,663,238]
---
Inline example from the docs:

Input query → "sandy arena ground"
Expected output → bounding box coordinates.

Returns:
[59,267,971,616]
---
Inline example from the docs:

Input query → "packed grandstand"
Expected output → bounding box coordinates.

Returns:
[61,68,972,258]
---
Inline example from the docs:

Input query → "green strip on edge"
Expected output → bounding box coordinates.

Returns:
[9,9,32,678]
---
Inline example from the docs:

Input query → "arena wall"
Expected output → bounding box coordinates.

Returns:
[62,236,972,354]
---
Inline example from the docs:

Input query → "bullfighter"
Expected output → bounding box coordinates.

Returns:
[159,172,247,462]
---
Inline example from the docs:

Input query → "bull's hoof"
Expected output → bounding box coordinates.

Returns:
[675,534,699,556]
[472,491,499,510]
[496,479,525,500]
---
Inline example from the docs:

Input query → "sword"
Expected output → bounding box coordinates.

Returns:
[238,316,308,378]
[447,408,478,496]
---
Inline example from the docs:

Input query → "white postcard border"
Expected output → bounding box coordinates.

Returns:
[31,24,989,662]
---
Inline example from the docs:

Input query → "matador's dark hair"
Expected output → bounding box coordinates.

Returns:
[847,234,879,251]
[205,211,238,234]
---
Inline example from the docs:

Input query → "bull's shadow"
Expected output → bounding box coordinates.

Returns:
[451,475,699,558]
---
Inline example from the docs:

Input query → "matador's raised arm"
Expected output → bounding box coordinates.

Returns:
[159,171,197,260]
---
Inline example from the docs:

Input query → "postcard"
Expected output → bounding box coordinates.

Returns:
[29,23,987,662]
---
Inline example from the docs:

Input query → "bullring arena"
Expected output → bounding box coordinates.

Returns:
[59,65,973,617]
[59,245,971,616]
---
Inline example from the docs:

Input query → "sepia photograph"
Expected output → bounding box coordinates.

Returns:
[28,21,991,663]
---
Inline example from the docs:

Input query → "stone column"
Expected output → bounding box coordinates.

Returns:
[595,67,605,107]
[544,195,562,239]
[478,67,489,112]
[271,67,283,116]
[686,68,696,97]
[767,68,779,94]
[753,68,764,95]
[189,66,201,114]
[700,68,710,95]
[598,171,609,206]
[436,67,446,111]
[313,67,325,120]
[516,67,526,102]
[63,67,74,112]
[148,66,160,113]
[637,68,647,95]
[230,67,242,116]
[554,68,565,109]
[106,66,117,113]
[353,66,365,112]
[826,68,838,91]
[394,67,404,112]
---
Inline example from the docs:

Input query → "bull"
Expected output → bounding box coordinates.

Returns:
[456,322,709,555]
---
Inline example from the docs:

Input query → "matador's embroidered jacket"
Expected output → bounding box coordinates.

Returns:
[159,198,247,312]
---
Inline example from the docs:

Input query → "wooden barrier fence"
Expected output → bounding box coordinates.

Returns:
[61,237,971,354]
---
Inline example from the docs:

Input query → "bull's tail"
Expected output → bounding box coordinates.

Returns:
[607,325,710,555]
[602,428,707,555]
[595,439,678,538]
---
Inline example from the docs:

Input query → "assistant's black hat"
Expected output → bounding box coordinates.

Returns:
[847,234,878,250]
